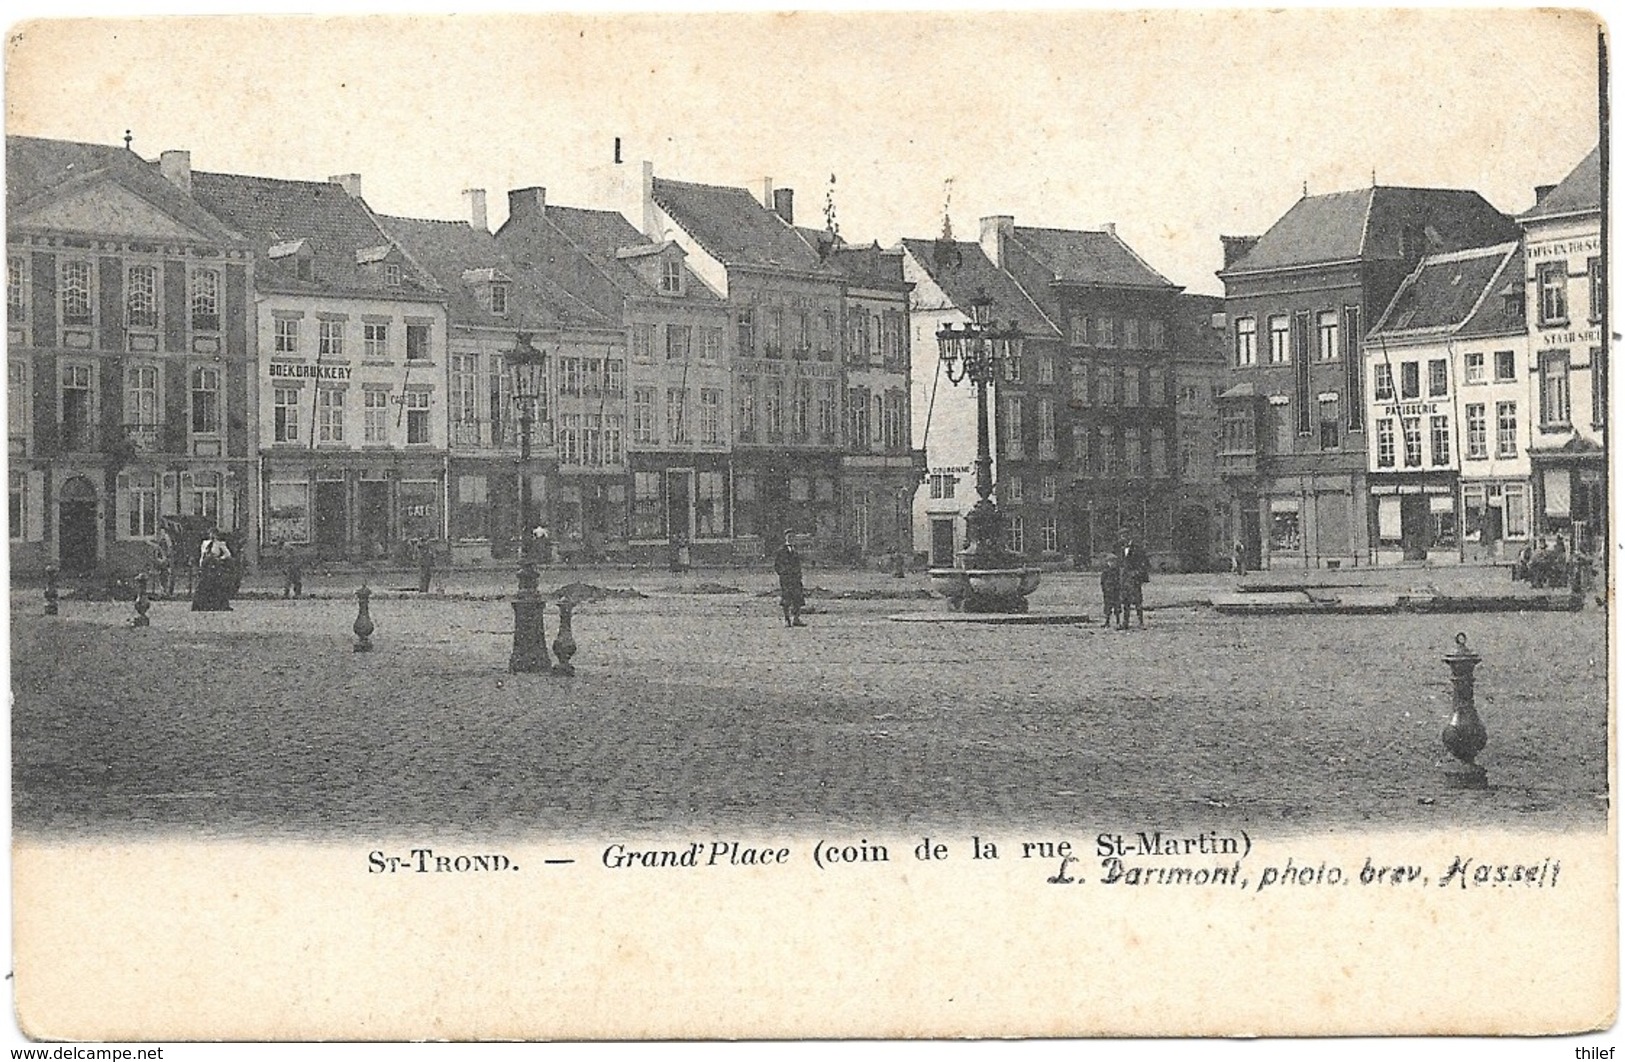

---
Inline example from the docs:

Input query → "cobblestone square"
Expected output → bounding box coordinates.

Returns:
[12,569,1609,841]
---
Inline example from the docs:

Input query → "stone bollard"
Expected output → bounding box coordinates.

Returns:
[44,565,59,616]
[551,600,577,676]
[132,573,152,627]
[1441,632,1488,789]
[353,584,375,653]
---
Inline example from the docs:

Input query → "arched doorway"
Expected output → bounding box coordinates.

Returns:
[58,476,99,574]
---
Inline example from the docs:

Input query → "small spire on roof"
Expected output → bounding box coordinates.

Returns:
[1371,167,1377,187]
[1302,180,1308,198]
[123,129,133,151]
[940,177,955,242]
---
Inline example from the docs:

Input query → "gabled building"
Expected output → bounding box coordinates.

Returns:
[7,135,255,576]
[1364,242,1527,564]
[899,236,1062,566]
[189,167,450,561]
[1519,147,1606,554]
[375,189,623,564]
[1170,293,1229,570]
[984,217,1186,567]
[496,192,733,563]
[1215,185,1519,568]
[645,169,849,554]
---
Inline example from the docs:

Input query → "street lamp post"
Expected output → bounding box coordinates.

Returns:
[507,332,553,673]
[927,291,1041,612]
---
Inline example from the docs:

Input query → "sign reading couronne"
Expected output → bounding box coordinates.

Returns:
[268,363,355,380]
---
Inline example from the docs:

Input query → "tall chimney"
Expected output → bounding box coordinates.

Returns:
[159,150,191,193]
[1534,183,1557,203]
[979,215,1014,269]
[773,187,795,225]
[614,137,623,165]
[1101,221,1117,238]
[1221,235,1260,268]
[463,188,488,232]
[642,160,659,240]
[329,173,363,199]
[507,186,546,226]
[760,177,775,210]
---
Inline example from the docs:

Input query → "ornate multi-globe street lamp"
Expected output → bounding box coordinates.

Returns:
[506,332,552,672]
[927,291,1042,612]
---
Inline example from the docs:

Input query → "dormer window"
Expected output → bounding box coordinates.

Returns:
[661,258,682,294]
[490,282,509,315]
[384,263,402,288]
[270,237,316,283]
[296,258,314,282]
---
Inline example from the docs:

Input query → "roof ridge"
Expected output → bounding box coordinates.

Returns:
[1356,186,1378,258]
[1455,244,1522,332]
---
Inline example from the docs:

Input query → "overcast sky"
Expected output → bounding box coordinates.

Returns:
[5,9,1602,295]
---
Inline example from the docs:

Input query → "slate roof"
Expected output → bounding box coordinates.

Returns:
[898,238,1059,338]
[190,170,438,298]
[1370,243,1521,337]
[537,204,722,306]
[376,214,611,331]
[1456,245,1527,339]
[1521,146,1601,222]
[6,135,242,244]
[1008,225,1178,290]
[651,177,827,273]
[1221,186,1517,275]
[820,240,911,292]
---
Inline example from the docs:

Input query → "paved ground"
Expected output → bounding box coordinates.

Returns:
[12,568,1609,841]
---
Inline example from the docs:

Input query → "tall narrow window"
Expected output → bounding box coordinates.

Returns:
[1268,315,1289,364]
[700,387,722,445]
[1537,262,1568,325]
[125,365,159,428]
[1376,419,1396,468]
[61,260,92,325]
[735,308,755,355]
[126,265,157,328]
[1402,362,1423,401]
[1401,416,1423,467]
[318,388,345,443]
[1589,257,1605,323]
[364,322,387,359]
[405,324,430,362]
[319,320,345,357]
[404,391,431,444]
[1464,403,1486,459]
[274,317,299,355]
[6,256,24,323]
[1374,364,1395,402]
[1342,304,1363,430]
[190,366,221,435]
[189,471,221,520]
[1316,311,1339,361]
[364,390,389,444]
[666,324,692,361]
[61,363,95,450]
[1539,353,1571,427]
[126,472,159,538]
[1428,359,1448,396]
[489,283,509,316]
[765,379,783,438]
[666,388,688,443]
[191,269,220,331]
[734,380,754,442]
[1495,401,1518,458]
[1430,414,1451,465]
[1235,317,1257,366]
[274,387,301,443]
[661,259,681,294]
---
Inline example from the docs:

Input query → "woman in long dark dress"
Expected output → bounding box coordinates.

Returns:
[191,528,233,612]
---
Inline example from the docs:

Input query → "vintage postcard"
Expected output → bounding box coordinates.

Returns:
[4,8,1615,1048]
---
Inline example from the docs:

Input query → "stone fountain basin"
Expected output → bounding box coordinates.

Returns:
[928,567,1043,602]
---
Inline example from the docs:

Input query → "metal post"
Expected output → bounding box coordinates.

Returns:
[551,599,577,676]
[1441,632,1487,788]
[510,389,552,673]
[44,565,59,616]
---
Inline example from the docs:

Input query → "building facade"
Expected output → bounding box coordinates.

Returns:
[1170,294,1229,570]
[1364,242,1528,564]
[1519,147,1606,555]
[190,168,450,562]
[7,136,256,577]
[1216,186,1519,569]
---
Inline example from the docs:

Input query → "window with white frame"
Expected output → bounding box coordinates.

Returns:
[1005,514,1025,553]
[189,471,221,521]
[1504,482,1530,538]
[765,379,783,437]
[1146,318,1167,350]
[557,414,581,465]
[404,390,431,444]
[604,357,625,396]
[125,471,159,538]
[1537,262,1568,325]
[1400,361,1420,400]
[317,388,345,443]
[6,256,24,323]
[1041,474,1057,502]
[1037,354,1054,384]
[603,415,624,465]
[631,387,656,444]
[1430,414,1450,466]
[700,387,722,445]
[364,389,389,444]
[1373,363,1395,401]
[60,259,93,325]
[661,258,682,294]
[274,387,301,443]
[190,366,221,435]
[1494,350,1516,382]
[450,354,479,440]
[405,324,430,362]
[1001,396,1023,457]
[702,327,721,361]
[1539,353,1571,427]
[1037,398,1056,458]
[191,269,220,332]
[364,322,388,359]
[1124,426,1143,476]
[1069,314,1090,347]
[319,320,345,357]
[1096,365,1116,406]
[734,380,754,442]
[1401,416,1423,467]
[1464,404,1487,459]
[1123,318,1141,349]
[274,317,300,354]
[1376,419,1397,467]
[666,324,692,361]
[1235,317,1257,366]
[696,471,726,537]
[1004,474,1023,504]
[383,263,402,288]
[126,264,158,328]
[124,365,159,428]
[1495,401,1517,458]
[1316,311,1338,361]
[1097,317,1116,348]
[1428,359,1448,397]
[489,283,509,316]
[1589,257,1604,322]
[1267,315,1289,364]
[632,471,665,539]
[1464,352,1485,383]
[1041,515,1059,553]
[818,382,838,441]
